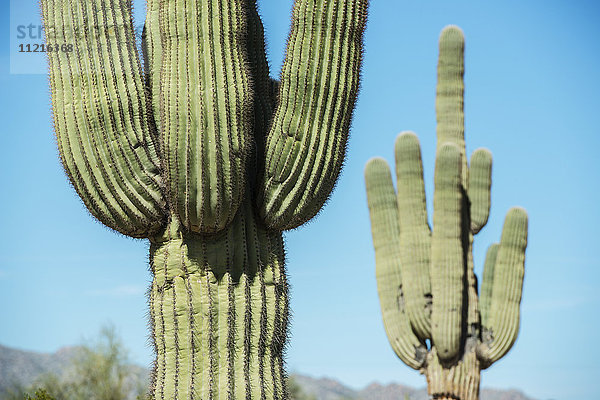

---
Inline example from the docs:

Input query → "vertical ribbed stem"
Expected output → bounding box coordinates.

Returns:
[149,198,288,399]
[436,26,466,184]
[425,348,480,400]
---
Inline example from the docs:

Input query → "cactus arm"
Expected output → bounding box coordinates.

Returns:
[394,132,432,340]
[468,149,492,234]
[477,207,528,367]
[40,0,165,238]
[365,158,426,370]
[479,243,499,329]
[431,143,465,362]
[259,0,369,231]
[141,0,161,131]
[159,0,254,234]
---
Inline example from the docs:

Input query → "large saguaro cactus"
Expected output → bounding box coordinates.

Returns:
[40,0,368,398]
[364,26,528,400]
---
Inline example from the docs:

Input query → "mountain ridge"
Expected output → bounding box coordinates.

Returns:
[0,343,537,400]
[291,373,537,400]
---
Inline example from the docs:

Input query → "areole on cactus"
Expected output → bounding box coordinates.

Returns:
[40,0,368,398]
[365,26,528,400]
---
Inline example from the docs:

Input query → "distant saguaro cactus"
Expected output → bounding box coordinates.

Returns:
[40,0,368,398]
[364,26,528,400]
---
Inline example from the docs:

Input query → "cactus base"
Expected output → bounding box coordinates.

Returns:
[424,347,480,400]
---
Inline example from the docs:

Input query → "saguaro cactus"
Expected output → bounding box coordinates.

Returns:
[40,0,368,398]
[364,26,528,400]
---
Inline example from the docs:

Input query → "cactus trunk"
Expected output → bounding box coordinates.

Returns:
[424,348,480,400]
[149,197,288,399]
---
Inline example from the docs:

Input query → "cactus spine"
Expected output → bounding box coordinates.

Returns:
[41,0,368,398]
[364,26,528,400]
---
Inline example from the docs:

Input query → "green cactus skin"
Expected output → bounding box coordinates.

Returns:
[365,26,528,400]
[41,0,368,398]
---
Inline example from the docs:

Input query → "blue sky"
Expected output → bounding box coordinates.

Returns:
[1,1,599,399]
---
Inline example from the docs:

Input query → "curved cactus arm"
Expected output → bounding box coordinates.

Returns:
[468,149,492,234]
[365,158,426,370]
[394,132,432,340]
[41,0,165,238]
[259,0,369,231]
[431,143,465,362]
[477,207,528,367]
[479,243,499,329]
[159,0,254,234]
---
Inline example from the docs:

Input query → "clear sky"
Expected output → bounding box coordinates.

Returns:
[1,1,599,400]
